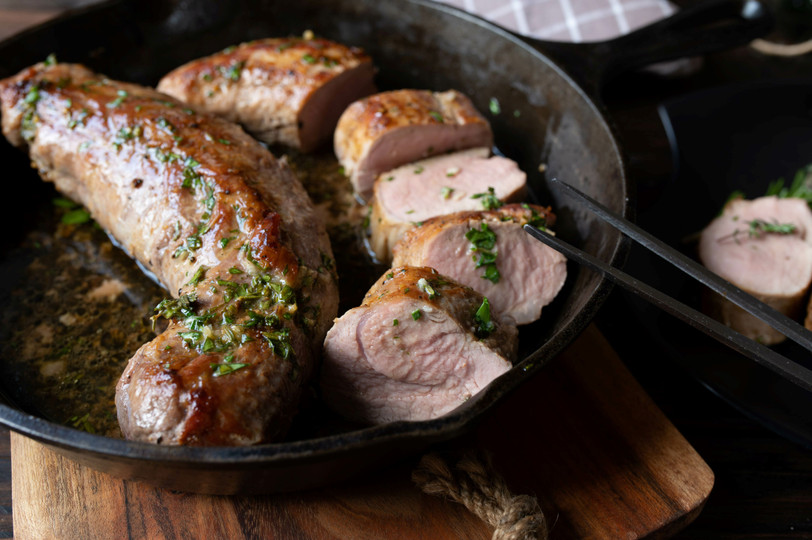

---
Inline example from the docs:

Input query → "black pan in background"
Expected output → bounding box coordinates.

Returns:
[0,0,770,493]
[610,80,812,448]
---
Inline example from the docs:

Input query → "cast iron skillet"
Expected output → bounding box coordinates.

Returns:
[0,0,769,494]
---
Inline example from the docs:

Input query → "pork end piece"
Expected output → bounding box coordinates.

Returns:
[0,62,338,445]
[392,205,566,325]
[321,266,517,424]
[369,148,526,262]
[334,89,494,200]
[158,37,376,152]
[699,196,812,345]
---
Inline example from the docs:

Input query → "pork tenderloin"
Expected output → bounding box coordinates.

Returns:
[157,37,376,152]
[368,147,526,261]
[321,266,517,424]
[334,89,493,200]
[392,205,566,325]
[0,61,338,445]
[699,195,812,345]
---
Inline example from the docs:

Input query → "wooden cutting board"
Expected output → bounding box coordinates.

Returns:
[10,325,713,539]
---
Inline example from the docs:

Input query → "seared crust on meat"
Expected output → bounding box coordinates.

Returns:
[0,62,338,445]
[157,37,376,152]
[363,267,517,360]
[334,89,493,199]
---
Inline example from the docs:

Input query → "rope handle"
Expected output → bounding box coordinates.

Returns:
[412,451,548,540]
[750,37,812,56]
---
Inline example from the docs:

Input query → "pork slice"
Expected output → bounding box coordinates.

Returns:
[699,195,812,345]
[368,148,526,262]
[321,266,517,424]
[392,205,566,325]
[0,62,338,445]
[157,37,376,152]
[334,89,493,200]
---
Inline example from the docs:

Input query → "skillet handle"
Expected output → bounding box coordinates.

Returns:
[516,0,772,97]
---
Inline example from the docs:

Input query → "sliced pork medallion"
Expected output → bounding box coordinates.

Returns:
[157,37,376,152]
[699,195,812,345]
[334,89,493,200]
[392,205,566,325]
[0,61,338,445]
[321,266,517,424]
[369,148,526,261]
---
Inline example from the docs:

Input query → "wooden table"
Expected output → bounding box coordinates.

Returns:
[0,3,811,539]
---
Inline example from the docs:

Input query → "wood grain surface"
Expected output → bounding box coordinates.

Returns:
[10,325,713,540]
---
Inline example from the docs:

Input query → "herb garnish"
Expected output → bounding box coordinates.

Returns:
[488,97,501,115]
[187,265,209,287]
[106,89,128,108]
[474,297,495,338]
[471,187,503,210]
[745,219,797,238]
[719,218,799,243]
[211,360,249,377]
[411,309,422,321]
[465,222,500,283]
[766,165,812,205]
[417,278,438,299]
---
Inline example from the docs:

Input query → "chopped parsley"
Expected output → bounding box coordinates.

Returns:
[489,97,501,115]
[746,219,797,238]
[429,111,444,123]
[223,61,245,82]
[471,187,503,210]
[411,309,422,321]
[474,297,496,338]
[766,165,812,205]
[106,89,128,108]
[466,222,500,283]
[187,265,209,286]
[417,278,438,299]
[61,209,91,225]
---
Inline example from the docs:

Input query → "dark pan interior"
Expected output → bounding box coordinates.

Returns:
[0,0,627,494]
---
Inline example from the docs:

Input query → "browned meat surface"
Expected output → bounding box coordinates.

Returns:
[0,61,338,445]
[334,89,493,200]
[157,37,376,152]
[699,196,812,345]
[392,205,566,325]
[321,266,517,424]
[807,295,812,331]
[368,148,526,261]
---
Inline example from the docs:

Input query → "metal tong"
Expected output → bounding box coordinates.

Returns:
[524,178,812,393]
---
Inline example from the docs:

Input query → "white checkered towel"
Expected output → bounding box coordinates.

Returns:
[433,0,676,42]
[433,0,698,74]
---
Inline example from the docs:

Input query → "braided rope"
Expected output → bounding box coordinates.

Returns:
[412,452,548,540]
[751,38,812,57]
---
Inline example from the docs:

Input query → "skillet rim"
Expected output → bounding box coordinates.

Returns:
[0,0,628,469]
